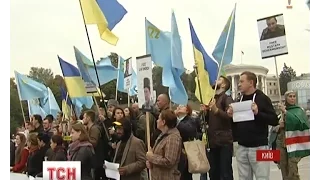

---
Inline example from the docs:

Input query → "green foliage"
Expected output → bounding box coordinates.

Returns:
[279,63,296,95]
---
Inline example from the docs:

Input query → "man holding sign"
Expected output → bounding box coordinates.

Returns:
[227,71,278,180]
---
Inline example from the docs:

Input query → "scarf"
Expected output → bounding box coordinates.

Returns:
[67,140,94,160]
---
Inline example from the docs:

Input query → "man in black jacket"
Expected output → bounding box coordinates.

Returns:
[202,76,234,180]
[227,71,278,180]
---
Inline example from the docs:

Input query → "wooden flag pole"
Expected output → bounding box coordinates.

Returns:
[127,89,130,107]
[274,56,284,122]
[19,101,27,124]
[212,4,236,99]
[78,0,107,116]
[146,111,152,179]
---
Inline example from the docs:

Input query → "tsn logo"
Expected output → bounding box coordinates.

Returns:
[43,161,81,180]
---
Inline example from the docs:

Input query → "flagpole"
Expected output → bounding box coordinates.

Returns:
[127,89,130,107]
[213,3,236,98]
[78,0,108,115]
[19,101,27,124]
[115,56,121,100]
[15,75,27,124]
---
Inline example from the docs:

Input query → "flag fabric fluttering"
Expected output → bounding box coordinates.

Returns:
[145,15,188,105]
[168,11,188,105]
[116,56,125,92]
[80,0,124,45]
[58,56,89,98]
[145,18,171,68]
[14,71,48,101]
[60,86,94,119]
[27,99,47,119]
[60,87,72,118]
[96,0,127,30]
[40,87,61,119]
[189,19,219,105]
[74,47,118,86]
[212,4,236,67]
[128,70,138,96]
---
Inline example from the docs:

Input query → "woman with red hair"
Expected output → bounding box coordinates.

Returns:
[175,104,199,180]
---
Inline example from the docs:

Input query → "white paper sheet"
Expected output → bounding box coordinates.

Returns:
[104,161,120,180]
[231,100,255,122]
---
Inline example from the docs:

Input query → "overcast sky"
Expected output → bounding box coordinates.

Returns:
[10,0,310,78]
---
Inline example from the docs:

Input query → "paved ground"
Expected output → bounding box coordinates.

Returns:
[193,156,310,180]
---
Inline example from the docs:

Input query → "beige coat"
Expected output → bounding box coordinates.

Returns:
[149,128,182,180]
[113,134,147,180]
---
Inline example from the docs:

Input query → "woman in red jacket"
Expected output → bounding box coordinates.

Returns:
[10,133,29,173]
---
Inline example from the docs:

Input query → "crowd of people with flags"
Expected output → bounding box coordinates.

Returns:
[10,0,310,179]
[10,71,310,180]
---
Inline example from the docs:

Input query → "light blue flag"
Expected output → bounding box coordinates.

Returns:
[117,56,125,92]
[71,97,94,117]
[14,71,48,101]
[171,11,184,76]
[212,4,236,67]
[40,87,61,118]
[128,70,138,96]
[145,18,171,68]
[27,99,47,119]
[169,11,188,105]
[74,47,118,85]
[96,0,127,30]
[145,14,188,105]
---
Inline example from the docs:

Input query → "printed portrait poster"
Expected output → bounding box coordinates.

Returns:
[124,57,132,90]
[257,14,288,59]
[136,54,154,111]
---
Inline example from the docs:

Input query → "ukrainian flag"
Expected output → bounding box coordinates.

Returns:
[80,0,126,45]
[60,86,72,119]
[58,56,89,98]
[189,19,219,105]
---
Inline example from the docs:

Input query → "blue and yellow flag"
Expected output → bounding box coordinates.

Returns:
[189,19,219,105]
[58,56,89,98]
[14,71,48,101]
[212,4,236,67]
[80,0,124,45]
[96,0,127,30]
[60,86,72,118]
